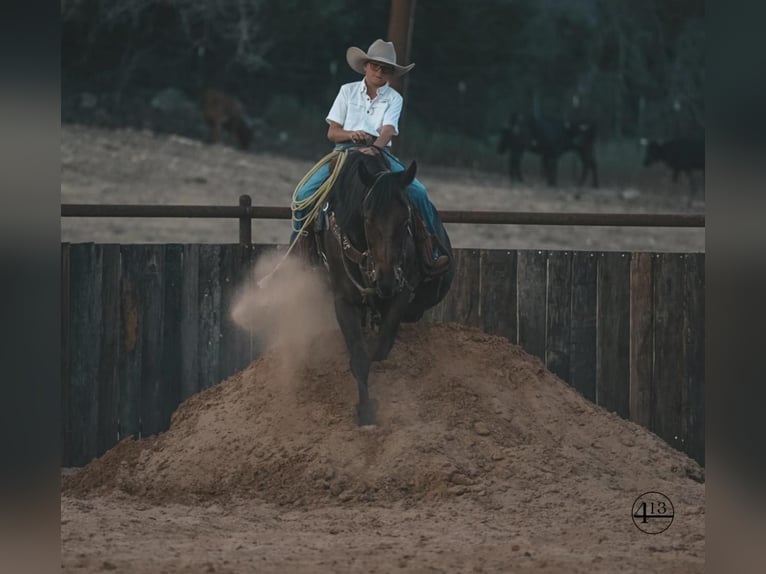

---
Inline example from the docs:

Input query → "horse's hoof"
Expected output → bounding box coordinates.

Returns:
[356,400,378,427]
[372,349,390,362]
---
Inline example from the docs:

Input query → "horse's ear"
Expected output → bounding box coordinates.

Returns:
[357,161,376,187]
[400,160,417,188]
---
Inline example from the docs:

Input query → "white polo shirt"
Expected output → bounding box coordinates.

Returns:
[326,81,402,146]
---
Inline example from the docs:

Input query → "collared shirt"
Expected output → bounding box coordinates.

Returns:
[326,81,402,146]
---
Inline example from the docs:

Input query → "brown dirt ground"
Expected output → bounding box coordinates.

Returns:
[62,322,705,573]
[61,124,705,573]
[60,123,705,252]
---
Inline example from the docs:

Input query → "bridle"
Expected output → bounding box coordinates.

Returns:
[329,169,416,299]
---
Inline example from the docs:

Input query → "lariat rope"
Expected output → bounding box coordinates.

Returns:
[257,149,348,287]
[289,148,348,256]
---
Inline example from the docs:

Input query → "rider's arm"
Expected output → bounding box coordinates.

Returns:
[327,121,372,144]
[373,125,395,148]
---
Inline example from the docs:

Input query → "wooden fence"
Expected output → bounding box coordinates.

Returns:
[61,243,705,467]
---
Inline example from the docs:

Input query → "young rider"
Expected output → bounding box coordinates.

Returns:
[290,38,450,275]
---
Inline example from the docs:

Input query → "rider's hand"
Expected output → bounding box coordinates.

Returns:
[350,130,372,144]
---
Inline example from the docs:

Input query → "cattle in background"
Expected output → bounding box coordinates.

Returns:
[497,113,599,187]
[201,89,254,150]
[641,138,705,193]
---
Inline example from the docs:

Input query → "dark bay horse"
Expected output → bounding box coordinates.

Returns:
[317,150,453,425]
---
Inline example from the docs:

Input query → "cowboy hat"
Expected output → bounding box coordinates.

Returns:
[346,39,415,78]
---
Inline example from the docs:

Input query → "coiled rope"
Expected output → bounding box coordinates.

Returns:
[257,149,348,286]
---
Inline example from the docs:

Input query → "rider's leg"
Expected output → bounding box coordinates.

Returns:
[384,154,439,234]
[291,163,330,243]
[384,152,450,274]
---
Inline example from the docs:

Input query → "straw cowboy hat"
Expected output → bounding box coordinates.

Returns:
[346,39,415,78]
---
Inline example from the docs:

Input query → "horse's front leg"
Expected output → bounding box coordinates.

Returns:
[510,151,523,182]
[333,296,376,425]
[372,292,409,362]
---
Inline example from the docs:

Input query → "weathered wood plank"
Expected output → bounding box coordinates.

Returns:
[219,244,253,379]
[420,303,442,323]
[570,251,597,401]
[684,253,705,464]
[198,245,222,389]
[69,244,102,465]
[546,251,572,381]
[629,252,653,428]
[162,244,184,425]
[247,244,278,360]
[96,244,121,456]
[136,246,166,437]
[118,246,143,440]
[180,244,200,399]
[652,253,686,452]
[596,252,630,417]
[60,243,72,465]
[479,249,517,343]
[420,282,446,323]
[440,249,481,327]
[517,250,547,362]
[60,243,706,468]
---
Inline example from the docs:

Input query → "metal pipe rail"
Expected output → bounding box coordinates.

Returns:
[61,195,705,245]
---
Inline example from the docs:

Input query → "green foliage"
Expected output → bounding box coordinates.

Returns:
[62,0,704,150]
[592,138,646,182]
[399,116,505,171]
[261,95,327,150]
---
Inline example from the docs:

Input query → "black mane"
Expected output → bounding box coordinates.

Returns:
[331,151,407,229]
[365,171,411,217]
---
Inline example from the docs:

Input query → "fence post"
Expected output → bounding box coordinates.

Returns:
[239,195,252,245]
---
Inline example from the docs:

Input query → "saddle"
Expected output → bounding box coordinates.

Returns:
[294,146,450,278]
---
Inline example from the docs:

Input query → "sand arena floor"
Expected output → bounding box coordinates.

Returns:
[62,322,704,573]
[61,124,704,573]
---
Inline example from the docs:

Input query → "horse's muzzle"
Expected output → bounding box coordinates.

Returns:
[374,271,397,299]
[375,284,396,299]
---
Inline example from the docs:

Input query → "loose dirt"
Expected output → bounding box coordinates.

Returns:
[62,321,704,573]
[60,123,705,252]
[61,124,704,573]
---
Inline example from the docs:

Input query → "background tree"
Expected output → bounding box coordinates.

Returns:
[62,0,704,167]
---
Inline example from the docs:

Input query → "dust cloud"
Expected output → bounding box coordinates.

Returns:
[230,250,338,381]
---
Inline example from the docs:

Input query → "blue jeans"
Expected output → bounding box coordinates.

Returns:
[290,145,440,244]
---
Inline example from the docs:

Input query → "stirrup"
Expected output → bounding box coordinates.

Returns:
[423,253,451,277]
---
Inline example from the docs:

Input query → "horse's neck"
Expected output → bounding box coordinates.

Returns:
[341,213,367,249]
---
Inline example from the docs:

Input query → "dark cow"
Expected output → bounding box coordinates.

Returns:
[497,113,599,187]
[642,138,705,193]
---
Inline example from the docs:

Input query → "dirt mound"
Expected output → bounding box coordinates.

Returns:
[63,322,703,510]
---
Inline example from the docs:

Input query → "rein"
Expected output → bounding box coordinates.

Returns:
[329,168,415,299]
[329,212,376,296]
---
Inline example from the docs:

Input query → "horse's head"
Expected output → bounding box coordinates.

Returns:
[358,159,417,299]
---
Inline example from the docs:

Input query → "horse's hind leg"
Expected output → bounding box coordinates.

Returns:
[590,157,599,188]
[333,297,377,425]
[510,151,523,182]
[579,150,599,188]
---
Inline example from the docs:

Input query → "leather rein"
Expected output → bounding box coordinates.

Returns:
[327,169,416,299]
